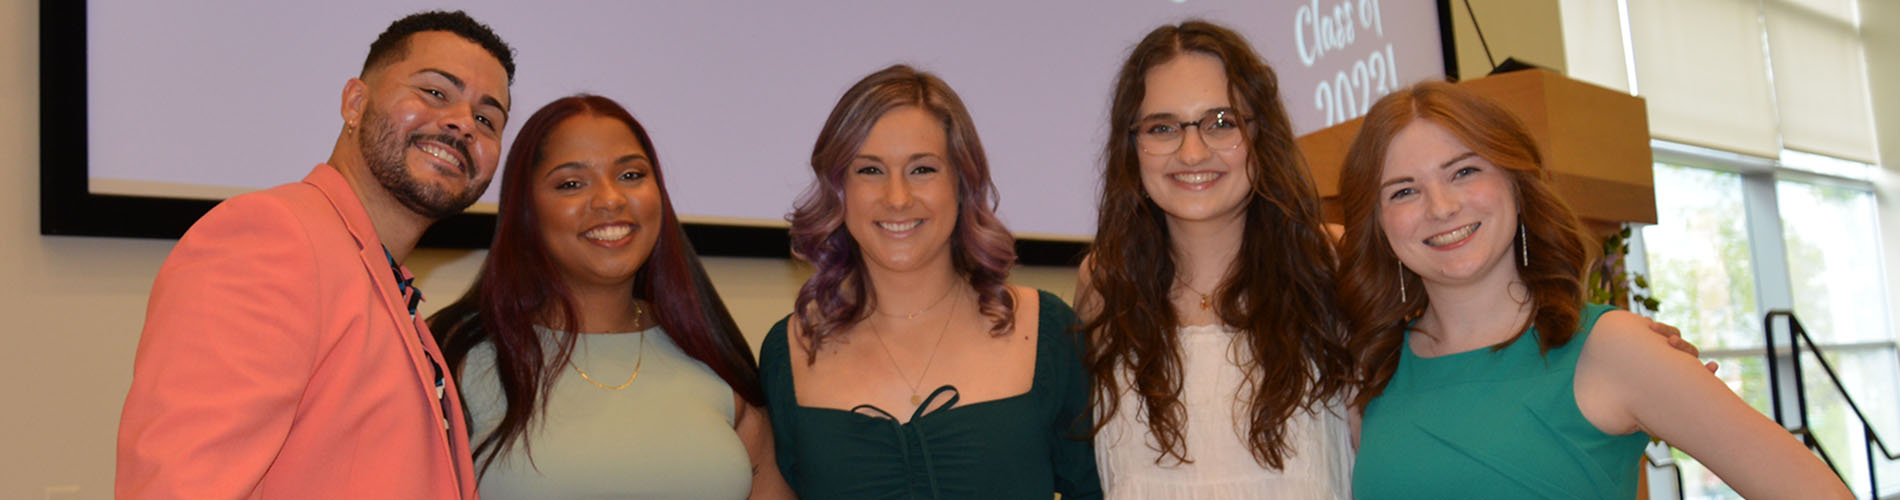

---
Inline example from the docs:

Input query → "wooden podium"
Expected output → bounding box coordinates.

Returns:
[1296,69,1657,227]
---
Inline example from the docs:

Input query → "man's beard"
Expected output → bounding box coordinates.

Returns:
[358,107,491,220]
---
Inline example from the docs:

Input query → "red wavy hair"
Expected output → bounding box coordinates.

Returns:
[1336,82,1590,411]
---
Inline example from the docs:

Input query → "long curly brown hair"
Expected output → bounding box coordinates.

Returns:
[787,65,1018,360]
[1082,20,1352,469]
[1337,81,1590,411]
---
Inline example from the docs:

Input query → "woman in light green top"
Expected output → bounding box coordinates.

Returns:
[429,94,793,499]
[1335,82,1848,499]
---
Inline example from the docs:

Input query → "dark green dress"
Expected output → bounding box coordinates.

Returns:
[1353,303,1651,499]
[760,290,1102,500]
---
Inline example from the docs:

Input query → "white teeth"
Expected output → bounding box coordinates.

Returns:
[1171,172,1220,184]
[419,144,461,167]
[1425,223,1479,247]
[877,220,921,232]
[584,225,631,241]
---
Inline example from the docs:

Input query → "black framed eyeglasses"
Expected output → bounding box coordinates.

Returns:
[1129,109,1248,155]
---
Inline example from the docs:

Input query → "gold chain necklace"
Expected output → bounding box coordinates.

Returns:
[1176,275,1214,311]
[872,280,959,320]
[869,289,961,405]
[570,302,646,391]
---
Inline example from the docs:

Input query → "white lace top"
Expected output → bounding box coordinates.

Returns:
[1095,324,1355,500]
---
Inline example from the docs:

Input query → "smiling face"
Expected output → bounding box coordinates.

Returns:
[842,106,959,275]
[1135,51,1253,226]
[351,31,511,220]
[1376,120,1520,288]
[531,114,664,292]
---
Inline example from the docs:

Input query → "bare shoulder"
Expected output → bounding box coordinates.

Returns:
[1009,284,1043,325]
[1580,310,1684,364]
[1076,252,1098,287]
[1577,309,1710,404]
[1071,252,1101,322]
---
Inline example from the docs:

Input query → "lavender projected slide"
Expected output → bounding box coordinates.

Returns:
[85,0,1441,239]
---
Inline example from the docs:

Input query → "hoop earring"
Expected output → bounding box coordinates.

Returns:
[1519,223,1529,268]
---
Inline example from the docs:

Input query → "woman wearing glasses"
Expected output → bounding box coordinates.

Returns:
[758,64,1101,499]
[1078,21,1356,498]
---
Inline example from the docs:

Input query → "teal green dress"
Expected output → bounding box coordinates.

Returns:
[760,290,1102,500]
[1354,303,1650,499]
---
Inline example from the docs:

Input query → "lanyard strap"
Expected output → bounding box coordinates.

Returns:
[383,247,452,434]
[383,247,422,316]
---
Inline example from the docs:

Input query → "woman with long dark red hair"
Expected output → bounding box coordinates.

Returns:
[1338,82,1846,499]
[759,64,1100,499]
[429,94,792,499]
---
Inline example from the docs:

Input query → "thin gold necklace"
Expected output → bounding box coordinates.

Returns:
[1176,275,1214,311]
[873,281,959,320]
[570,302,646,391]
[869,289,961,405]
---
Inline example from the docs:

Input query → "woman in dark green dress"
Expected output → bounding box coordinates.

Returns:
[759,64,1102,500]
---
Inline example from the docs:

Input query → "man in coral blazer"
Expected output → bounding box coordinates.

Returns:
[117,11,515,499]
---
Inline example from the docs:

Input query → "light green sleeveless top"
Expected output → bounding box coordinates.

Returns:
[1354,303,1650,500]
[462,326,750,499]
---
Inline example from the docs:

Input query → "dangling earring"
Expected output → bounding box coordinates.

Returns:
[1398,263,1407,302]
[1519,223,1529,267]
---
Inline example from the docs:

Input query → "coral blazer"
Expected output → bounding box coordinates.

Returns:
[118,165,478,499]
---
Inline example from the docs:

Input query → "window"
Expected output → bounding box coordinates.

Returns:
[1644,164,1761,351]
[1637,153,1898,499]
[1777,179,1888,345]
[1777,177,1899,496]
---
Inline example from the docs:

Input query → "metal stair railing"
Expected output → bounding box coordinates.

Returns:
[1764,310,1899,498]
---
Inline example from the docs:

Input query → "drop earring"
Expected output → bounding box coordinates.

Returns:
[1519,223,1529,267]
[1398,263,1407,302]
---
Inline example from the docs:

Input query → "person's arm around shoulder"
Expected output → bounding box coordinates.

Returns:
[735,396,796,500]
[1576,310,1850,499]
[117,194,324,499]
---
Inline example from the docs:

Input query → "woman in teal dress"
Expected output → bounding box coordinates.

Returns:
[1334,82,1848,499]
[429,95,792,499]
[760,64,1101,499]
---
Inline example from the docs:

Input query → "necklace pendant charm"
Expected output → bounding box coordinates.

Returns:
[1199,294,1211,311]
[911,393,924,405]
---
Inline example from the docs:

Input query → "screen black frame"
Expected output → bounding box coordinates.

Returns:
[40,1,1457,266]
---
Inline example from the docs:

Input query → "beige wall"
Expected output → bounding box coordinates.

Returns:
[0,1,153,497]
[0,1,1075,497]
